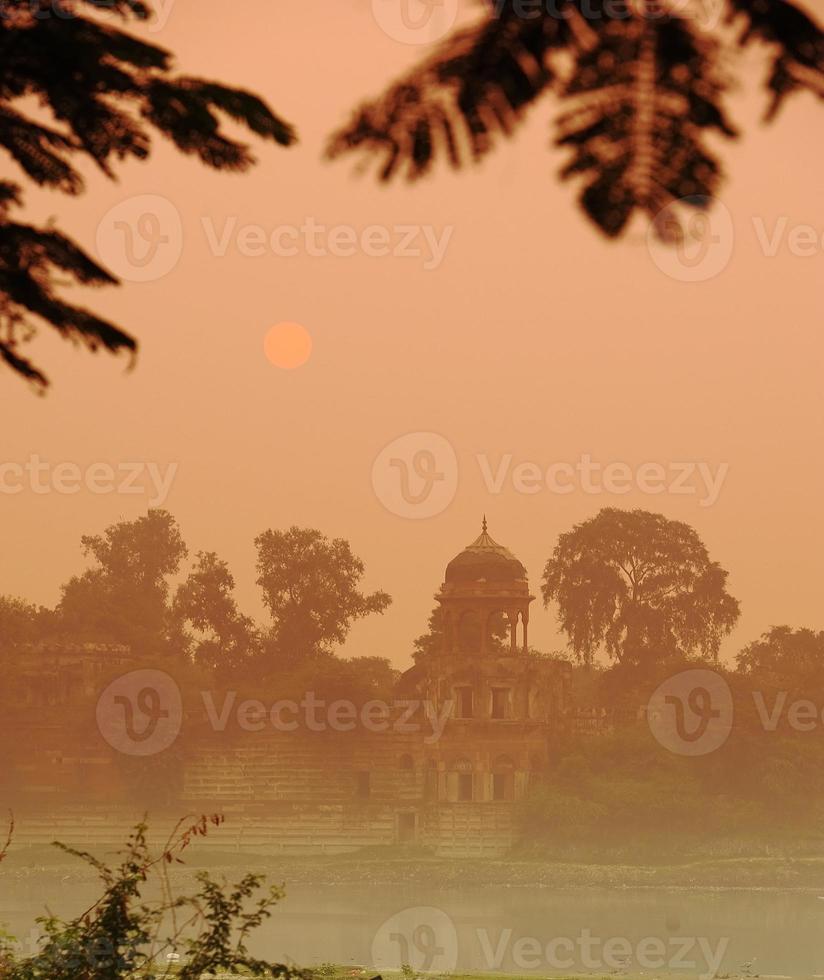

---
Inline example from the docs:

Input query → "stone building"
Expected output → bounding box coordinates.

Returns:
[0,643,133,804]
[181,522,570,855]
[2,524,571,856]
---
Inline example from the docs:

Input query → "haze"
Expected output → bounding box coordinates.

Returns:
[3,0,822,669]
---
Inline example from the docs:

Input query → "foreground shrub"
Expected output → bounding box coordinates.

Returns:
[0,813,307,979]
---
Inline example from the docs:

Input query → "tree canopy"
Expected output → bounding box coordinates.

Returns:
[255,526,392,665]
[0,595,53,649]
[0,0,295,388]
[58,508,188,654]
[329,0,823,239]
[172,550,257,671]
[1,511,394,689]
[541,507,740,666]
[737,624,824,690]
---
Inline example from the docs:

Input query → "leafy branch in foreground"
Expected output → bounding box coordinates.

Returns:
[0,0,296,390]
[328,0,823,239]
[0,814,308,979]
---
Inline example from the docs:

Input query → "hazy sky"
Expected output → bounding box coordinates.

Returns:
[4,0,823,669]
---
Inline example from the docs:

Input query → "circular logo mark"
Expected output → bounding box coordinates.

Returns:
[96,669,183,757]
[647,668,733,757]
[96,194,183,282]
[372,432,458,519]
[372,906,458,973]
[647,196,734,282]
[371,0,460,45]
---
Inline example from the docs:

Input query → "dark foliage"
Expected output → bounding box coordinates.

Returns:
[329,0,823,238]
[0,816,309,979]
[0,0,295,388]
[541,507,740,666]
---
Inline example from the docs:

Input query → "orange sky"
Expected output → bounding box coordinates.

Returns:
[3,0,823,669]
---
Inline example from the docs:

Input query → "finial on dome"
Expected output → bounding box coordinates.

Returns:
[444,519,528,585]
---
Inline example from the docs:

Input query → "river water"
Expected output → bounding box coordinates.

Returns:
[2,875,824,977]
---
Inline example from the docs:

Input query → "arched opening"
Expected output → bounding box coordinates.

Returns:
[458,609,483,652]
[486,610,511,653]
[424,758,438,799]
[454,684,474,719]
[491,754,516,801]
[490,685,511,720]
[513,610,524,651]
[449,757,474,802]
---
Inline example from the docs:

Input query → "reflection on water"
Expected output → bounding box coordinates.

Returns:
[2,874,824,976]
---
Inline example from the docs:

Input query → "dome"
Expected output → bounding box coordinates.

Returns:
[444,520,527,585]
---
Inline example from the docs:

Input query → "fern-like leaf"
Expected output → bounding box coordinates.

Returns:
[556,12,736,237]
[726,0,824,118]
[327,1,570,180]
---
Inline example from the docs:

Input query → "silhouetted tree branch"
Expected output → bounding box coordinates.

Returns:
[329,0,823,238]
[0,0,296,389]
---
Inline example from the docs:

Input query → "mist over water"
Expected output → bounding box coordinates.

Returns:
[4,871,824,977]
[2,0,823,978]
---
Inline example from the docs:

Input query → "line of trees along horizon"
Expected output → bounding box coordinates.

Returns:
[0,505,821,693]
[2,506,824,852]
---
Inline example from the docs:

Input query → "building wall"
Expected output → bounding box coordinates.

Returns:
[1,632,570,856]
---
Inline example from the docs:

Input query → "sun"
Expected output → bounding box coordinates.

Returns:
[264,322,313,370]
